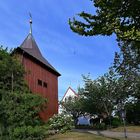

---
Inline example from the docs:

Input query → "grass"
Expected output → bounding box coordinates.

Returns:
[46,132,119,140]
[111,125,140,133]
[46,126,140,140]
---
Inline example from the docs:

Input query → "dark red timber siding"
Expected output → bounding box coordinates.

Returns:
[15,33,60,121]
[23,54,58,121]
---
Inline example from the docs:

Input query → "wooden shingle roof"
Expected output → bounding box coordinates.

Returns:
[17,33,60,76]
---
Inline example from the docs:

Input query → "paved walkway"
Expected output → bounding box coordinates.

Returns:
[74,129,140,139]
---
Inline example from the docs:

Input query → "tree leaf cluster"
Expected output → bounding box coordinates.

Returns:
[62,70,119,118]
[69,0,140,41]
[0,46,27,92]
[0,46,47,139]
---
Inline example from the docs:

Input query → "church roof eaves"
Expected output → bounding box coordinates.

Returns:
[17,33,61,76]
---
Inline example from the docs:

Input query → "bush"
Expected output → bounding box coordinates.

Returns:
[94,123,107,130]
[9,126,46,140]
[0,90,47,140]
[112,117,122,128]
[103,116,122,128]
[47,113,74,133]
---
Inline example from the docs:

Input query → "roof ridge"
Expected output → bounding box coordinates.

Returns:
[19,33,60,76]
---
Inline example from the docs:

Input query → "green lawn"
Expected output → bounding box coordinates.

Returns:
[46,132,117,140]
[46,126,140,140]
[111,125,140,133]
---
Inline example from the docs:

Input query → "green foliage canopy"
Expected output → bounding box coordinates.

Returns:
[69,0,140,41]
[0,46,26,92]
[69,0,140,124]
[0,46,47,140]
[62,70,121,117]
[77,72,119,116]
[114,41,140,124]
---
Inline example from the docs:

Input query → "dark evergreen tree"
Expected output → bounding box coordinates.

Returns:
[0,46,47,139]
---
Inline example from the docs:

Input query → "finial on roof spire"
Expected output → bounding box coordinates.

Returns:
[29,12,32,34]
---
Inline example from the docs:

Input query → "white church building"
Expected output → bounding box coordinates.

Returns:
[59,87,78,113]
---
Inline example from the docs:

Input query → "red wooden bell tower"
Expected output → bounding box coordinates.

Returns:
[15,16,60,121]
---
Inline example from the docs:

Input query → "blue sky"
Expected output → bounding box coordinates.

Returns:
[0,0,119,100]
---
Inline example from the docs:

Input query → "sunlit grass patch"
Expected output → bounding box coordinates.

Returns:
[47,131,117,140]
[111,125,140,133]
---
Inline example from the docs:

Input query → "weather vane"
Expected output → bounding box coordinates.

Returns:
[29,12,32,34]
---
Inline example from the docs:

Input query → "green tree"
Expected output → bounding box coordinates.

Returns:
[0,47,47,139]
[69,0,140,124]
[60,96,83,124]
[69,0,140,100]
[79,72,118,117]
[68,71,120,117]
[113,41,140,124]
[69,0,140,41]
[114,41,140,90]
[0,46,27,92]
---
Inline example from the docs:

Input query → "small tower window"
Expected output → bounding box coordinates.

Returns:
[38,79,42,86]
[43,82,47,88]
